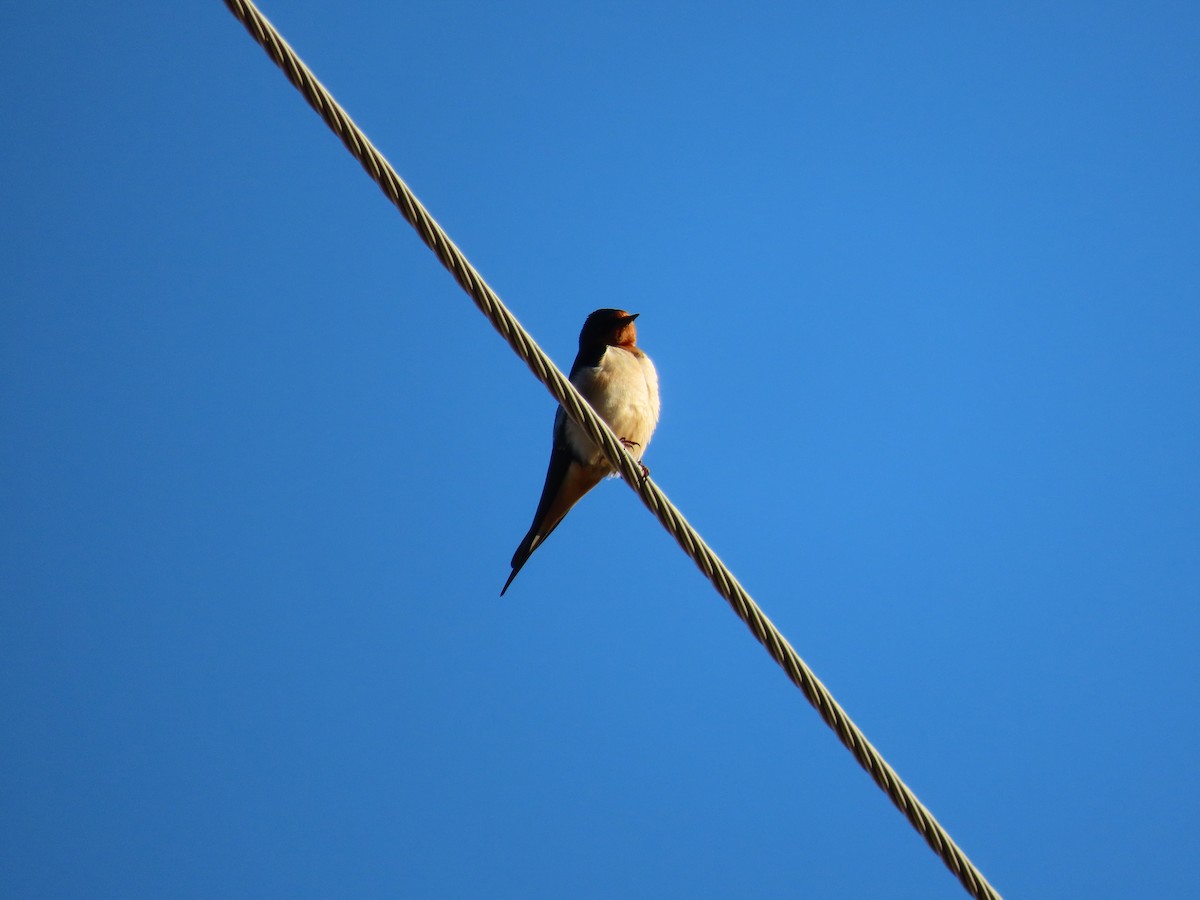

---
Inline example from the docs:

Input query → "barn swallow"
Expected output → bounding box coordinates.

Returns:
[501,308,660,595]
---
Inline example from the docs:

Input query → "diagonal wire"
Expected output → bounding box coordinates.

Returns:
[219,2,1001,897]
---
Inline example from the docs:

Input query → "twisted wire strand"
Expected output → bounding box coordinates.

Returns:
[220,3,1000,897]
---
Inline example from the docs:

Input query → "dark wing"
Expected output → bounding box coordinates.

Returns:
[501,410,604,596]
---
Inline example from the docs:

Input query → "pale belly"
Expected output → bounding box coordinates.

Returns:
[565,346,660,469]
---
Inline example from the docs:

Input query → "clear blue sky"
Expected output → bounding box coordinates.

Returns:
[3,2,1197,897]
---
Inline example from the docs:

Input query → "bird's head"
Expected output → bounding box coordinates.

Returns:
[580,308,639,349]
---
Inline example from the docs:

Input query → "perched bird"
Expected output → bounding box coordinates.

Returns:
[501,308,660,595]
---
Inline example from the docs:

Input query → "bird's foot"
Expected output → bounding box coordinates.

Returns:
[618,438,648,480]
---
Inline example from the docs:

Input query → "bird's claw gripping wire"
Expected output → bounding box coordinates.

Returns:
[619,438,650,479]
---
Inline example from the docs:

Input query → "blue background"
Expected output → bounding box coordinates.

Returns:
[3,2,1197,897]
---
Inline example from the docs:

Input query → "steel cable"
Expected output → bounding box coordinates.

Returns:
[221,3,1001,896]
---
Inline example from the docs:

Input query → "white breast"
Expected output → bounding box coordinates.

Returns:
[565,346,660,469]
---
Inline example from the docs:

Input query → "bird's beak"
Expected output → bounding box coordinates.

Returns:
[624,313,640,324]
